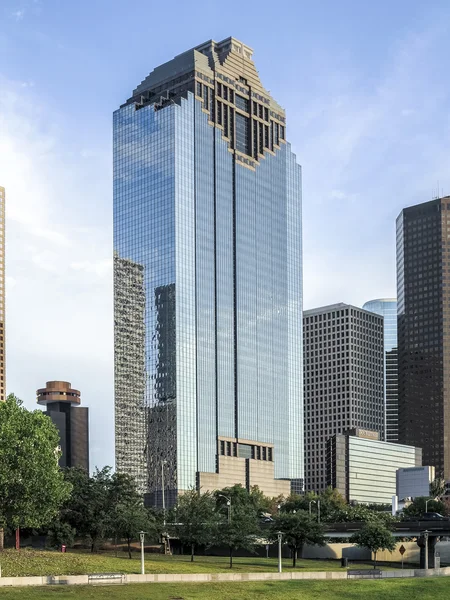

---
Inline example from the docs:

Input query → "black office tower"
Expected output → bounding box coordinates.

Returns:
[37,381,89,471]
[397,197,450,478]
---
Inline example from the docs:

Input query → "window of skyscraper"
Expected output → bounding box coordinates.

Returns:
[235,94,249,112]
[235,112,250,155]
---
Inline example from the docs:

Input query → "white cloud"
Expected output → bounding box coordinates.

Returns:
[6,276,16,291]
[11,9,25,21]
[330,190,347,200]
[0,76,113,470]
[31,227,71,247]
[288,24,450,310]
[31,250,59,272]
[71,259,112,278]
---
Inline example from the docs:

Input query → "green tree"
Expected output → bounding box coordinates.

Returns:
[331,504,396,526]
[215,484,271,514]
[46,519,76,548]
[60,466,145,552]
[248,486,273,514]
[218,503,260,568]
[280,488,346,522]
[430,478,446,500]
[402,496,446,519]
[271,510,325,567]
[350,522,396,568]
[214,487,261,568]
[170,489,218,561]
[62,467,110,551]
[114,500,153,558]
[0,394,72,551]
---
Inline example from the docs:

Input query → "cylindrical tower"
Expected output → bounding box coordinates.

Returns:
[37,381,81,407]
[37,380,88,471]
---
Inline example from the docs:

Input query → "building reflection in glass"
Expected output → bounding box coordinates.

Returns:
[114,37,303,503]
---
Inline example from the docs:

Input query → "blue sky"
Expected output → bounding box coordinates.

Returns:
[1,0,450,469]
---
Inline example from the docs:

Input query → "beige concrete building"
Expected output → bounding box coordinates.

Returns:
[198,437,291,498]
[0,186,5,401]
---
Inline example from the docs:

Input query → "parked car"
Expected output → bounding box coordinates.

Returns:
[422,512,447,520]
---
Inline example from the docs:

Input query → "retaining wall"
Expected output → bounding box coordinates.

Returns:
[303,541,420,563]
[1,567,450,587]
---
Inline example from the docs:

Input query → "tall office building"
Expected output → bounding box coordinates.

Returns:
[114,37,303,504]
[397,197,450,478]
[37,381,89,471]
[303,303,384,492]
[363,299,398,442]
[0,186,5,401]
[114,255,147,494]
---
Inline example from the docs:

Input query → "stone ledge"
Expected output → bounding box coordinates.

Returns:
[1,567,450,587]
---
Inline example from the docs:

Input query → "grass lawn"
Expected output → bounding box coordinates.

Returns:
[0,549,410,577]
[0,579,448,600]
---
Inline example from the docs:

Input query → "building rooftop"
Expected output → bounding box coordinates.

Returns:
[304,302,383,317]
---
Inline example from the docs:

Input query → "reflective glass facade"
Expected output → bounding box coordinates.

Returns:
[114,38,303,502]
[363,299,398,442]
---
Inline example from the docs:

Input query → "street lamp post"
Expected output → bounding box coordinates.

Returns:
[423,530,430,570]
[309,501,314,516]
[161,460,167,527]
[277,531,283,573]
[425,499,430,513]
[139,531,146,575]
[218,494,231,523]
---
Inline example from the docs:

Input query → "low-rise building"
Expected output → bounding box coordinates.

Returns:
[396,466,434,500]
[326,428,421,504]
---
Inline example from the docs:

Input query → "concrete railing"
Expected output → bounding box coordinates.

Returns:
[1,567,450,587]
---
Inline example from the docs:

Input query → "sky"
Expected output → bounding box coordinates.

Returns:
[1,0,450,470]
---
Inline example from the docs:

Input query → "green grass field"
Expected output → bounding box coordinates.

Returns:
[0,579,447,600]
[0,549,408,577]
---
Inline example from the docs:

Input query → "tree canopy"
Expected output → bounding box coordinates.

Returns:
[281,487,346,522]
[214,486,261,568]
[0,394,72,549]
[350,522,396,568]
[56,466,154,552]
[271,510,325,567]
[170,489,218,561]
[402,496,447,519]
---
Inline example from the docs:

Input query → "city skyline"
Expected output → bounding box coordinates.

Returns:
[1,1,450,468]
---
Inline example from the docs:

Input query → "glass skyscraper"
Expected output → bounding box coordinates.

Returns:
[113,38,303,503]
[363,299,398,443]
